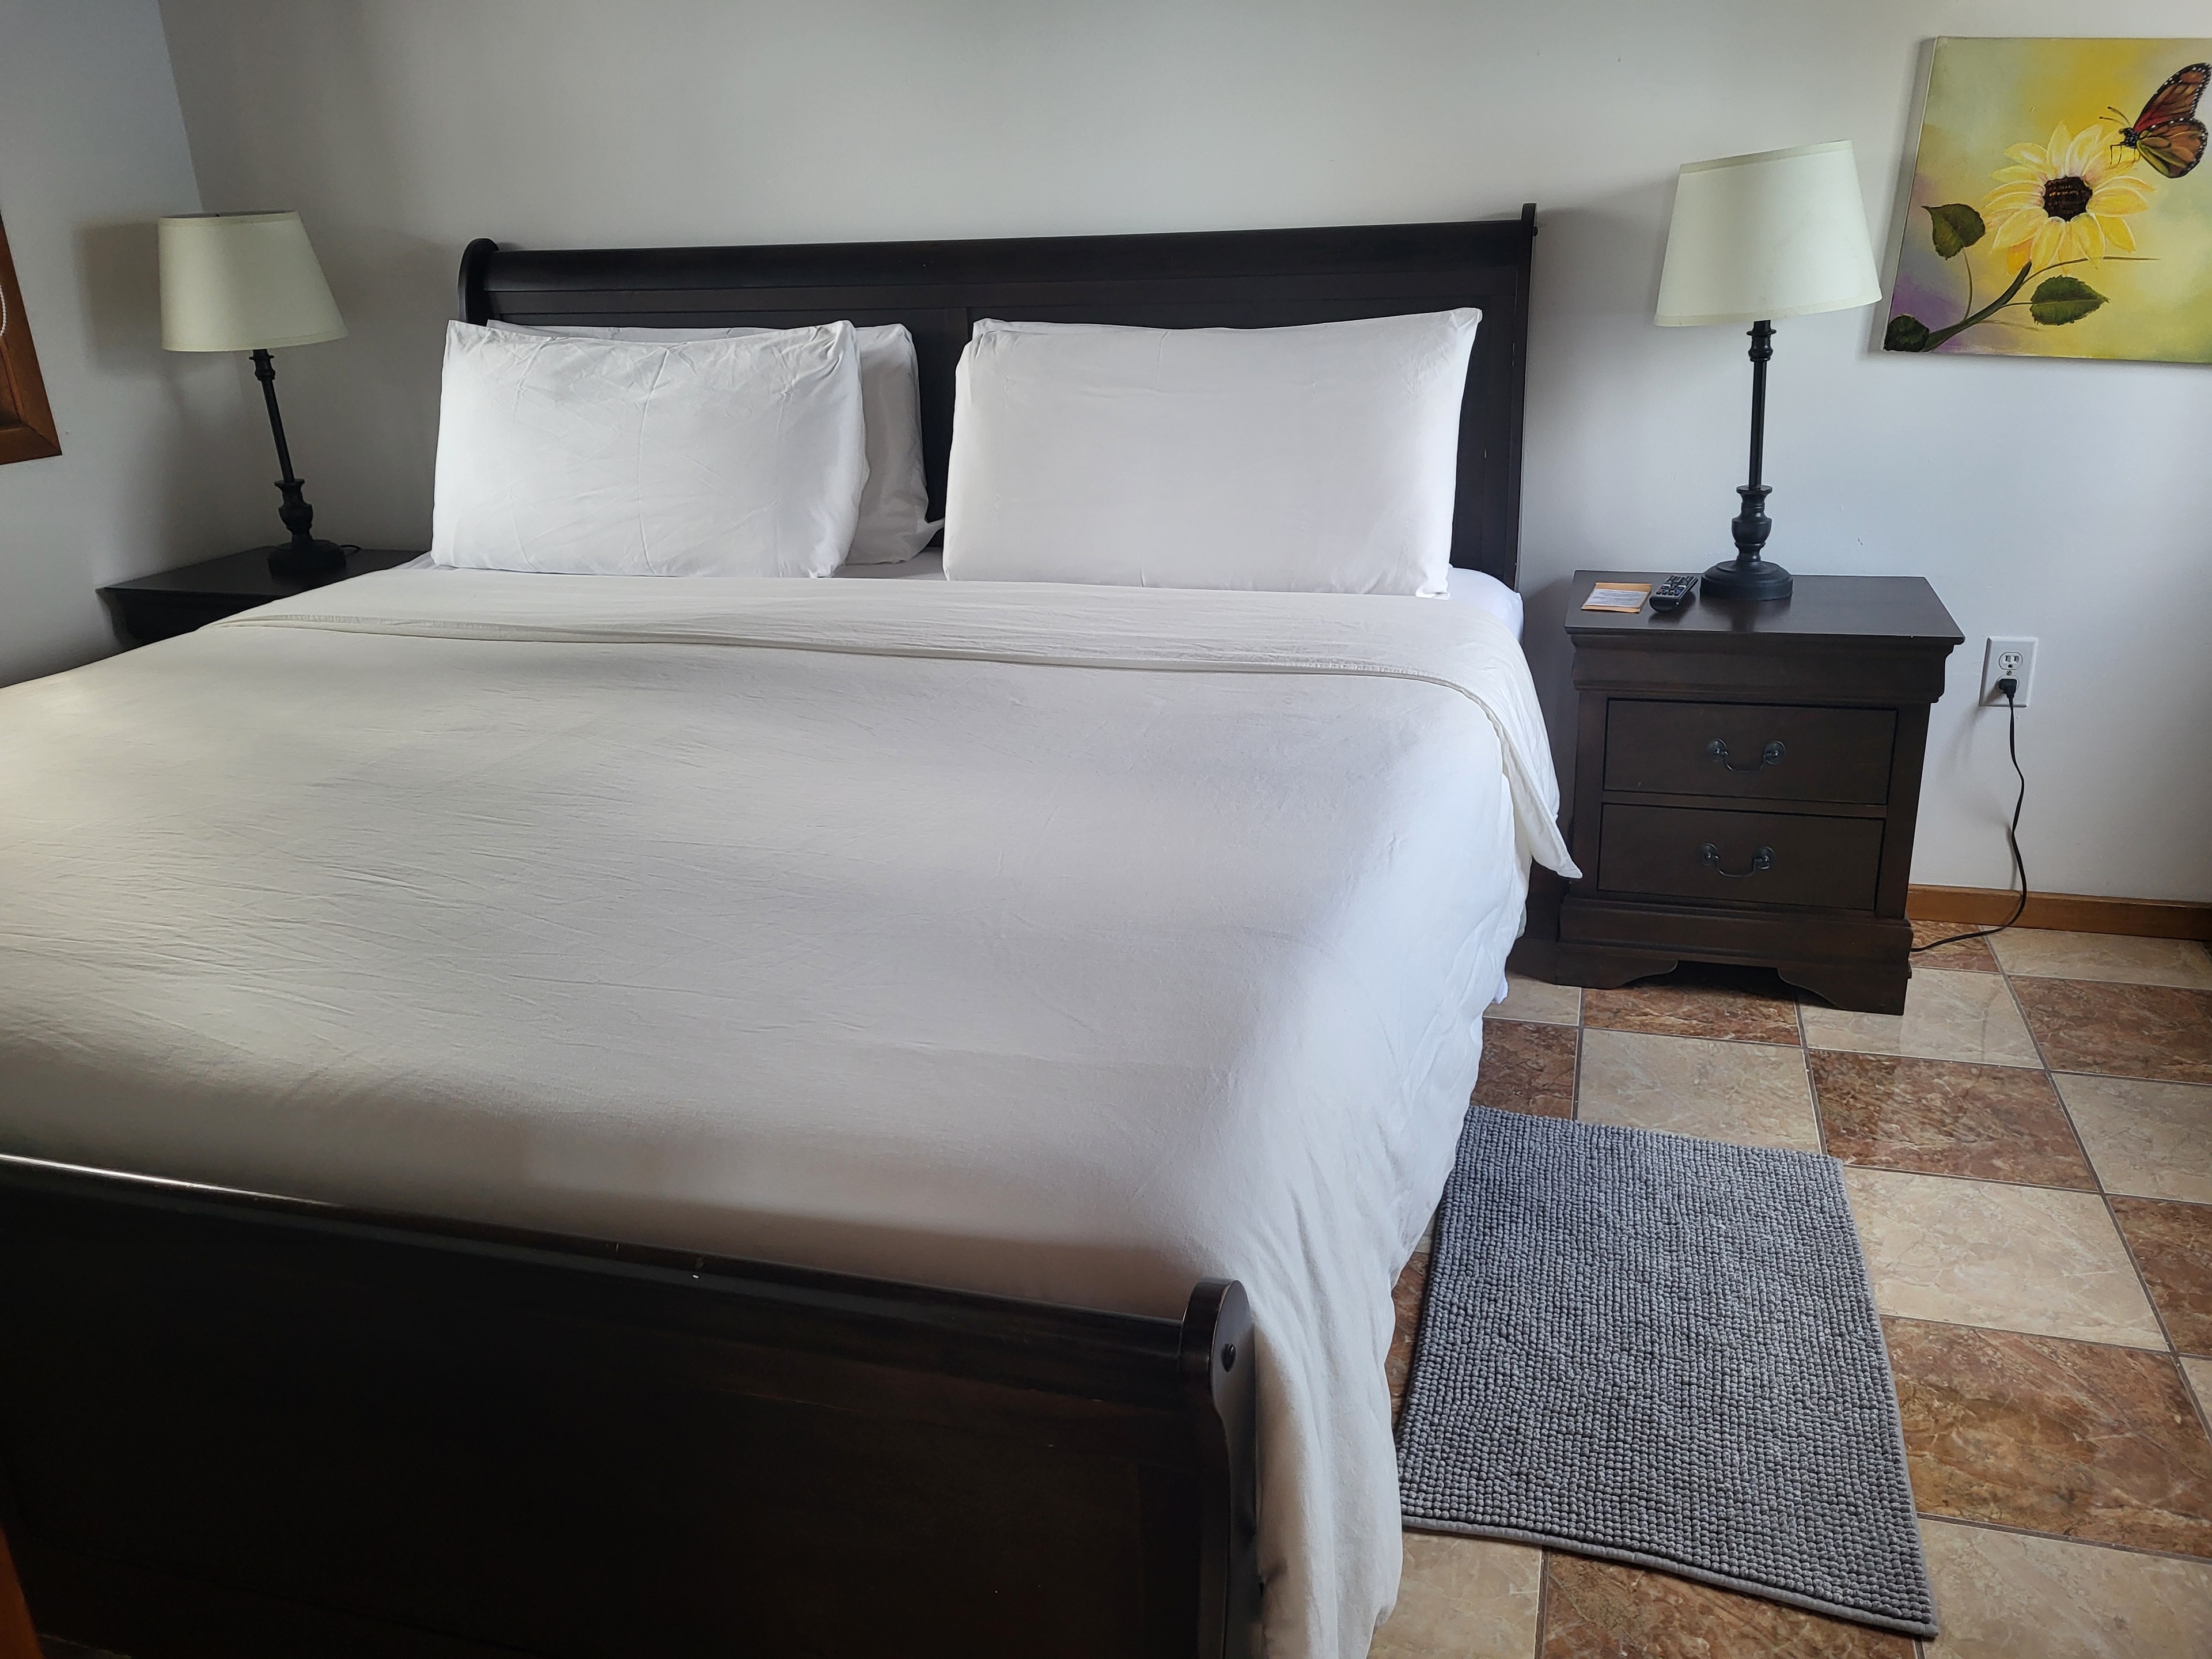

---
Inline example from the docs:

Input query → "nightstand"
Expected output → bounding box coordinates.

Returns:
[1533,570,1963,1015]
[100,547,423,646]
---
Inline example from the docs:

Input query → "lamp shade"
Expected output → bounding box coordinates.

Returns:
[1654,141,1881,326]
[158,211,345,352]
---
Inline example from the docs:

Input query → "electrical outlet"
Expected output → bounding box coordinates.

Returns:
[1982,637,2037,707]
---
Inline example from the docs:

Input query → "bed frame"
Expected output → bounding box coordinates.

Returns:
[0,210,1536,1659]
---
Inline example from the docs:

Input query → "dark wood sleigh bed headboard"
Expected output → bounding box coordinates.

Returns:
[457,207,1537,588]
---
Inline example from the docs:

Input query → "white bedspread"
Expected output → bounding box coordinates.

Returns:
[0,572,1571,1658]
[831,550,1529,639]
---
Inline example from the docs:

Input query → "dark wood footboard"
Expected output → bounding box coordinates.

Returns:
[0,1157,1258,1658]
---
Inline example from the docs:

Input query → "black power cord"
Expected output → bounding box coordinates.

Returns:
[1911,677,2028,955]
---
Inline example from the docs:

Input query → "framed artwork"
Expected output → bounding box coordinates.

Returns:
[1885,37,2211,364]
[0,210,60,463]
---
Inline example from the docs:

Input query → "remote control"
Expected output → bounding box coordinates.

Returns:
[1649,574,1698,612]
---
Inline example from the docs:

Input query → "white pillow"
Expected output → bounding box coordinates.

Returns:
[942,310,1480,597]
[431,321,866,577]
[489,320,937,564]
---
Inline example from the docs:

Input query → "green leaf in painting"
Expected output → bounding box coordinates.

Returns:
[2028,275,2107,326]
[1884,314,1932,352]
[1924,203,1986,259]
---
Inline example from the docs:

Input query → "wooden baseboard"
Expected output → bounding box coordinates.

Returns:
[1908,884,2212,941]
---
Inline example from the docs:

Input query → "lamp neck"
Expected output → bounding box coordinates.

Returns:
[1701,316,1793,600]
[1730,319,1775,565]
[251,347,300,488]
[251,346,322,552]
[1744,319,1773,493]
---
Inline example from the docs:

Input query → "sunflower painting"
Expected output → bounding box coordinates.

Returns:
[1885,37,2212,364]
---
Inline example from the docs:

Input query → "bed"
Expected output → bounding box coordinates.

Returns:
[0,213,1562,1659]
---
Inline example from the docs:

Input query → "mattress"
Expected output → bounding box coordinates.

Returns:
[0,573,1570,1658]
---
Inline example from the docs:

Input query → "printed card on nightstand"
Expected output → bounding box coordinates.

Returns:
[1581,582,1650,613]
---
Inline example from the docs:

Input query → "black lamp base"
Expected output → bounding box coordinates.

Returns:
[1701,555,1793,602]
[260,539,350,582]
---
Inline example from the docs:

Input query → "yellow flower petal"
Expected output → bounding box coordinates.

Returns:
[1983,187,2041,214]
[1987,210,2041,249]
[2074,211,2105,262]
[1991,165,2045,183]
[2048,123,2073,162]
[2005,142,2052,167]
[2098,212,2138,253]
[2093,178,2154,212]
[2031,217,2069,268]
[2062,124,2108,176]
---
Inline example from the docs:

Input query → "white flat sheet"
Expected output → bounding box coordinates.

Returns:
[830,548,1527,639]
[0,573,1571,1658]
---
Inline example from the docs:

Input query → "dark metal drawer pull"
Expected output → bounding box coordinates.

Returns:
[1707,738,1786,772]
[1699,843,1775,878]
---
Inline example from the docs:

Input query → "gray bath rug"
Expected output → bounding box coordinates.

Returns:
[1396,1106,1936,1638]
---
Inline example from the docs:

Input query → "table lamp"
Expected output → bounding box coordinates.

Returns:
[160,211,350,580]
[1656,141,1881,601]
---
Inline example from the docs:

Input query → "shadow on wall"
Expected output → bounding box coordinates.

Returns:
[158,0,451,552]
[76,219,164,370]
[268,230,457,552]
[1513,179,1679,806]
[73,218,262,594]
[1865,37,1937,355]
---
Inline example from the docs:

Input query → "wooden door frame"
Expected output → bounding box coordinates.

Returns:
[0,210,61,465]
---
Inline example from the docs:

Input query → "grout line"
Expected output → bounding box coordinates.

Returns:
[2000,961,2066,1078]
[2028,994,2195,1364]
[1800,1040,2047,1072]
[1532,1546,1551,1659]
[2048,1066,2212,1086]
[2041,1065,2109,1198]
[1881,1309,2175,1363]
[2180,1349,2212,1446]
[1835,1157,2103,1198]
[1570,1008,1584,1123]
[2099,1187,2183,1359]
[1800,1032,1827,1158]
[1916,1510,2212,1570]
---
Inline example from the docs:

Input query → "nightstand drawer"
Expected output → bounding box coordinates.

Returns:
[1604,701,1895,804]
[1597,804,1884,911]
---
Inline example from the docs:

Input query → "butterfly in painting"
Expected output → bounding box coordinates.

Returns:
[2111,62,2209,179]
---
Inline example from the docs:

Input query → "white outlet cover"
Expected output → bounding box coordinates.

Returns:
[1980,636,2036,707]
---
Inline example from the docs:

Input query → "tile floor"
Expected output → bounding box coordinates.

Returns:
[1378,926,2212,1659]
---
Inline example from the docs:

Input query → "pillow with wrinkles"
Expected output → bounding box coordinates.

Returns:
[431,320,866,578]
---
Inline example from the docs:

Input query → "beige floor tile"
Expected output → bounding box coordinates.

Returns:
[2056,1073,2212,1205]
[1491,971,1582,1027]
[1801,968,2041,1068]
[1992,928,2212,990]
[1843,1166,2166,1349]
[1575,1029,1820,1152]
[1372,1532,1542,1659]
[1918,1517,2212,1657]
[1540,1552,1913,1656]
[2186,1356,2212,1425]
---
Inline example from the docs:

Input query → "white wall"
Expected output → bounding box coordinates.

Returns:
[153,0,2212,901]
[0,0,262,684]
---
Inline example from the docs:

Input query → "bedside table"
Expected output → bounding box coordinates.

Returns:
[100,547,423,646]
[1540,570,1963,1015]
